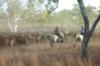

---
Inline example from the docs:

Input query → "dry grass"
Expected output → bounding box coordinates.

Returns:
[0,32,99,66]
[0,42,99,66]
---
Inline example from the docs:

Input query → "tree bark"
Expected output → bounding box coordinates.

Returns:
[77,0,89,32]
[77,0,90,59]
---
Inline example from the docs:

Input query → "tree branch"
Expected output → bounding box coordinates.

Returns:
[90,14,100,35]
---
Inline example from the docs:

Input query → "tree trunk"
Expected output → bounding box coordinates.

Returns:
[81,32,90,59]
[77,0,100,59]
[77,0,90,59]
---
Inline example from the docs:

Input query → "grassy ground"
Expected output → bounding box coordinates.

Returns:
[0,24,100,66]
[0,32,99,66]
[0,43,100,66]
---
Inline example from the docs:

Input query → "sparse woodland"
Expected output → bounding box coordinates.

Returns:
[0,0,99,66]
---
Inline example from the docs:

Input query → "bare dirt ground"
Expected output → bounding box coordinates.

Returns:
[0,27,100,66]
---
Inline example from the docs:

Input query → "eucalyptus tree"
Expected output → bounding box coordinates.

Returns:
[3,0,22,32]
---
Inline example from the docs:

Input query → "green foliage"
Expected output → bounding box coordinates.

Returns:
[6,0,22,19]
[45,0,59,14]
[0,0,99,28]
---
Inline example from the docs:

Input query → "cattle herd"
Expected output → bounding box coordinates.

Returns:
[0,32,41,48]
[0,28,83,48]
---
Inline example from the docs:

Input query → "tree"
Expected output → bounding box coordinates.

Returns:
[77,0,100,60]
[4,0,23,32]
[45,0,59,14]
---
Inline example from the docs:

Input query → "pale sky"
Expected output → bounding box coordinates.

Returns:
[1,0,100,13]
[55,0,100,12]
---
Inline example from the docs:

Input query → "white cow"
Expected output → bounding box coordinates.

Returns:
[74,33,84,49]
[76,33,84,42]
